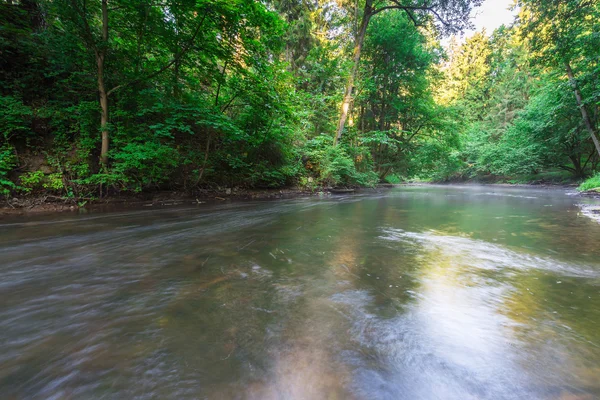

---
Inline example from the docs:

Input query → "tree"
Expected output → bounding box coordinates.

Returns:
[355,11,455,180]
[334,0,483,145]
[438,31,492,121]
[517,0,600,157]
[56,0,214,167]
[483,80,596,178]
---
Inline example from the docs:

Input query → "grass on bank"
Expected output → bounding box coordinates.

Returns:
[579,174,600,192]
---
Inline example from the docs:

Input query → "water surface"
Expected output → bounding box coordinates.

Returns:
[1,185,600,399]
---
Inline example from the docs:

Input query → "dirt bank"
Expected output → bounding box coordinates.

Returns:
[0,186,390,217]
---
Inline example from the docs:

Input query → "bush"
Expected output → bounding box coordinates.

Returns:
[385,174,402,184]
[19,170,65,194]
[579,174,600,192]
[302,136,378,187]
[0,96,32,140]
[19,171,45,193]
[112,141,180,192]
[44,173,65,191]
[0,146,17,196]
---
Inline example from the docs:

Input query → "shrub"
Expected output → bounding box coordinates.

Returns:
[0,96,32,140]
[303,136,378,187]
[385,174,402,184]
[112,141,180,192]
[579,174,600,192]
[19,171,45,193]
[19,170,65,194]
[0,146,17,196]
[43,173,64,191]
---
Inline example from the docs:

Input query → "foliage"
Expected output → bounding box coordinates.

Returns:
[19,170,65,193]
[0,96,33,140]
[0,146,17,196]
[384,174,402,184]
[436,4,599,182]
[19,171,45,193]
[352,11,458,181]
[303,136,378,187]
[1,0,596,201]
[579,174,600,192]
[112,142,180,192]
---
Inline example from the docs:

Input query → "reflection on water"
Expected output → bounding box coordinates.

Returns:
[1,185,600,399]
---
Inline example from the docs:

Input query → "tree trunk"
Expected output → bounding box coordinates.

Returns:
[568,155,585,178]
[173,13,180,98]
[195,131,213,185]
[379,166,392,181]
[592,152,599,171]
[99,0,109,167]
[379,73,387,131]
[565,61,600,158]
[334,1,372,146]
[98,56,109,167]
[360,105,365,134]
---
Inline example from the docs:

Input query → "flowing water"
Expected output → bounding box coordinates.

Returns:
[1,185,600,400]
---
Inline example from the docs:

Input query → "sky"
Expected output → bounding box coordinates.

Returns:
[441,0,517,47]
[468,0,517,35]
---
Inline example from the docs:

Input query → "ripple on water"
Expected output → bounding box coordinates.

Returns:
[380,228,600,279]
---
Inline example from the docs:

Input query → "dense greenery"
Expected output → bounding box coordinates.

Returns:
[0,0,598,200]
[438,0,600,183]
[579,174,600,192]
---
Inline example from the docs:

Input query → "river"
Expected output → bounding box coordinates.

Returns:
[1,185,599,399]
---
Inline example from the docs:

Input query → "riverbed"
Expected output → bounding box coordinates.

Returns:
[1,185,599,399]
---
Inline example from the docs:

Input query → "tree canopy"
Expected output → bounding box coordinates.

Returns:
[1,0,599,199]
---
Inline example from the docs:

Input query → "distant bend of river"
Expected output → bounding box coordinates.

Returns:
[1,185,599,400]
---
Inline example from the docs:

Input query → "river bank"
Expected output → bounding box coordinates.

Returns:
[2,182,597,217]
[0,188,308,216]
[0,186,397,217]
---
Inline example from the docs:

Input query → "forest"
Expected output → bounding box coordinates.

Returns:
[1,0,599,200]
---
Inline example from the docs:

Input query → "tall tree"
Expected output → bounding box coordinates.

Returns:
[56,0,222,167]
[517,0,600,157]
[334,0,483,145]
